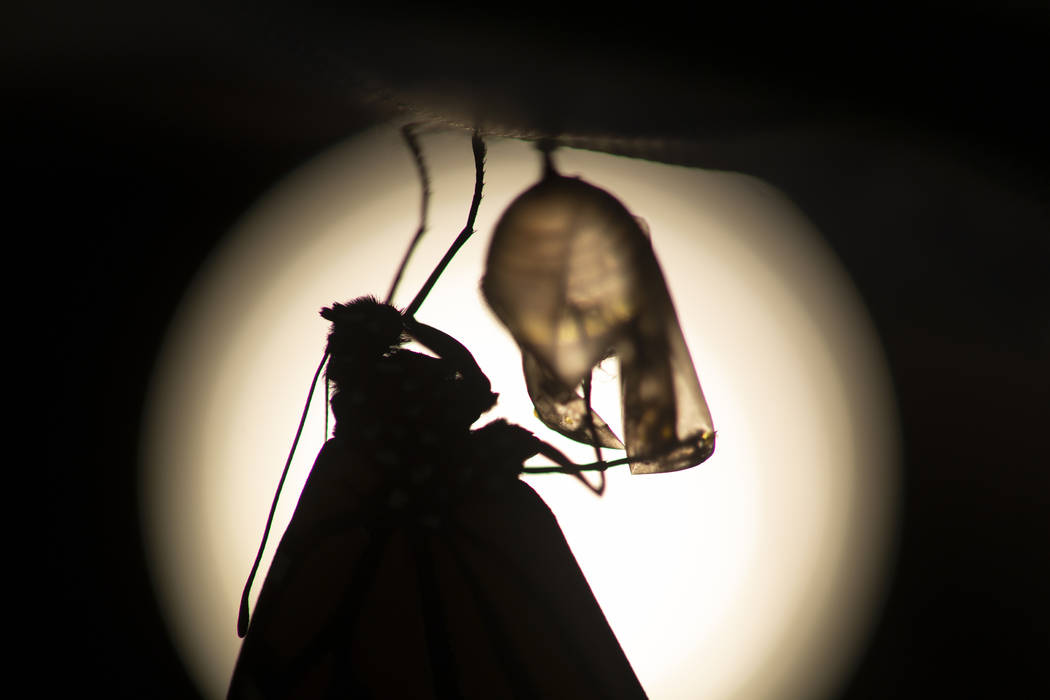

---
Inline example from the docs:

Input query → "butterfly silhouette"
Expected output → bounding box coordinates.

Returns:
[228,128,713,699]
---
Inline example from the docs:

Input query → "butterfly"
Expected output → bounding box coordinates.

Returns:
[227,127,713,699]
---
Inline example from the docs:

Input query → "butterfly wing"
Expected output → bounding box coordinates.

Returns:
[227,440,399,698]
[434,474,648,698]
[229,428,647,699]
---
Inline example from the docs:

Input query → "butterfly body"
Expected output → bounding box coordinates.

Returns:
[228,297,648,699]
[229,131,716,699]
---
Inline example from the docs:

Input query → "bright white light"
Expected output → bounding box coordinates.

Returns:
[141,126,899,700]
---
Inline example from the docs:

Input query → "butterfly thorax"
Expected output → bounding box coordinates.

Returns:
[318,297,526,522]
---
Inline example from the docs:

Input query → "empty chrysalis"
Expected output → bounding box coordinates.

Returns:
[482,155,715,474]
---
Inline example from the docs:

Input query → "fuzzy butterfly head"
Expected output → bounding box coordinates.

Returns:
[320,296,407,384]
[482,167,715,474]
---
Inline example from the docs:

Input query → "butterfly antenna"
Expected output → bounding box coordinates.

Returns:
[405,130,486,317]
[237,347,330,637]
[385,124,432,306]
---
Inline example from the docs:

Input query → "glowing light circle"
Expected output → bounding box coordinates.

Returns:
[141,126,899,699]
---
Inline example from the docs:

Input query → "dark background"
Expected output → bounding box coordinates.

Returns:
[19,5,1047,698]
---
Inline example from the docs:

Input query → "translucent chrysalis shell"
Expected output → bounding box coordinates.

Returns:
[482,171,715,474]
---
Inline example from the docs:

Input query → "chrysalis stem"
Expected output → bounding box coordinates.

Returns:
[237,348,330,637]
[536,138,558,178]
[406,131,486,317]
